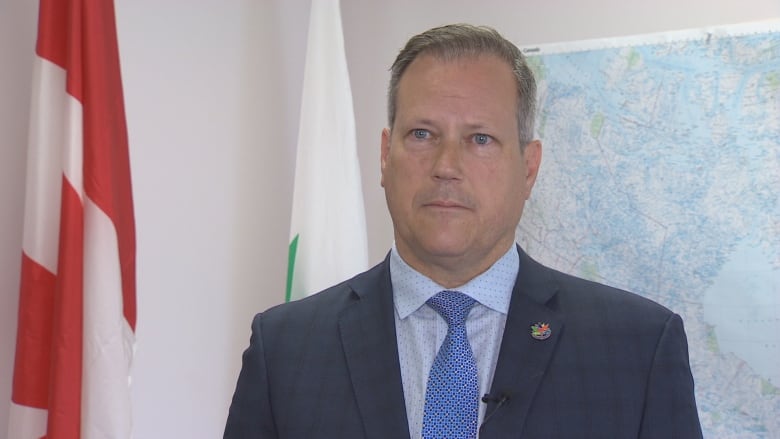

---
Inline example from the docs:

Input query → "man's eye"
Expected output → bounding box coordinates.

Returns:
[412,129,429,139]
[473,133,491,145]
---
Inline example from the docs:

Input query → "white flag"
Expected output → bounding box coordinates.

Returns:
[286,0,369,301]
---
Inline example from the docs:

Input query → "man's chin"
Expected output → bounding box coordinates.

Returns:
[413,240,473,263]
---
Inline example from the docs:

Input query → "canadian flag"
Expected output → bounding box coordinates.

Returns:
[8,0,136,438]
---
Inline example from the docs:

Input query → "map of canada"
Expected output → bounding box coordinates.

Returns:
[517,23,780,438]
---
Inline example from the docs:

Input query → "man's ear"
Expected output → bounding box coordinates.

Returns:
[523,140,542,199]
[380,128,391,187]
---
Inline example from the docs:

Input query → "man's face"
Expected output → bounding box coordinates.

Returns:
[381,53,542,286]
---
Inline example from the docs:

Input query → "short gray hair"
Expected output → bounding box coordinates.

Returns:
[387,24,537,144]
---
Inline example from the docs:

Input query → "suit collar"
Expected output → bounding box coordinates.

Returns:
[480,245,564,436]
[339,255,411,439]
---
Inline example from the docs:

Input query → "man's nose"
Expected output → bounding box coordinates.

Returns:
[431,136,464,181]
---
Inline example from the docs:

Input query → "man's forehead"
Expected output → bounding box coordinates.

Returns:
[395,53,516,102]
[391,56,519,134]
[397,53,513,92]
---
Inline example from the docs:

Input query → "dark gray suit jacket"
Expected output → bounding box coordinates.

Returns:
[224,247,702,438]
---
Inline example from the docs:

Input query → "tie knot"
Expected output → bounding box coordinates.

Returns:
[427,290,476,326]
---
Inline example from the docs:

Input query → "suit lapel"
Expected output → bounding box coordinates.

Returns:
[339,257,411,439]
[480,247,565,437]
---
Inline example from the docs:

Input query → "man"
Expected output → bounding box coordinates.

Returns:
[225,24,702,438]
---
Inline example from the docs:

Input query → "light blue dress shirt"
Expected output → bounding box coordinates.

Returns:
[390,244,519,439]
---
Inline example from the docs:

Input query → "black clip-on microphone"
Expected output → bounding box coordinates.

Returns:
[481,392,510,426]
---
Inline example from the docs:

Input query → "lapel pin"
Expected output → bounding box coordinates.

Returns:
[530,322,551,340]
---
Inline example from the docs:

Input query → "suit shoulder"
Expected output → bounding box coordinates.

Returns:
[257,279,354,332]
[537,263,677,329]
[561,269,669,309]
[257,257,389,327]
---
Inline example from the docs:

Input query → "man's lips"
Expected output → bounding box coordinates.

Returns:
[424,200,469,209]
[415,189,475,210]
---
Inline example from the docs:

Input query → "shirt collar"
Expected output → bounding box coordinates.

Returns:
[390,244,519,319]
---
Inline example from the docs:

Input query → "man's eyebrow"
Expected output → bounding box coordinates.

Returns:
[463,122,492,130]
[403,118,437,127]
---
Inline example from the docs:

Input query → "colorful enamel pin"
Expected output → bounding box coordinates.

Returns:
[530,322,551,340]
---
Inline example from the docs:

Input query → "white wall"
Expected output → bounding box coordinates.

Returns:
[1,0,778,437]
[0,0,38,435]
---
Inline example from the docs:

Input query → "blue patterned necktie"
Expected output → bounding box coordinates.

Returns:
[422,290,479,439]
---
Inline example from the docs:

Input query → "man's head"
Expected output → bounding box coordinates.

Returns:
[388,24,537,145]
[381,24,542,287]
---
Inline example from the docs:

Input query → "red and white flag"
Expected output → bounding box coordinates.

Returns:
[8,0,136,438]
